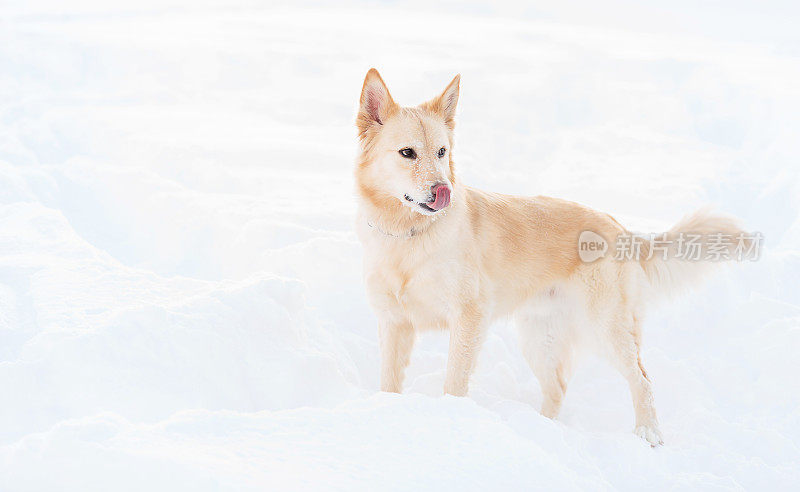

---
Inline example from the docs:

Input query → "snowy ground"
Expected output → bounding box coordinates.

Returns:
[2,1,800,490]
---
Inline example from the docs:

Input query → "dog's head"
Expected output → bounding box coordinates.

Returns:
[356,69,460,216]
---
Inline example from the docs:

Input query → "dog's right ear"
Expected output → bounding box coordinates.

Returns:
[357,69,397,137]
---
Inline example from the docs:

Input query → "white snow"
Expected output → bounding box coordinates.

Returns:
[1,1,799,490]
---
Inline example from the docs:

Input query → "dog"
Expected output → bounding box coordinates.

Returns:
[354,68,752,445]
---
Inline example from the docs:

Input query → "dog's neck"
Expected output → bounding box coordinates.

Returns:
[365,219,420,239]
[357,186,447,239]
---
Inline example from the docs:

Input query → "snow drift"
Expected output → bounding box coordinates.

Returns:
[1,1,799,490]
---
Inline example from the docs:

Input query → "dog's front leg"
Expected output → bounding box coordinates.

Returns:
[443,306,486,397]
[379,320,415,393]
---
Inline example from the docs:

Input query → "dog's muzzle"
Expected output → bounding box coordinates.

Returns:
[427,183,451,211]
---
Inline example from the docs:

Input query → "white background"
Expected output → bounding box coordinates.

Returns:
[1,1,799,490]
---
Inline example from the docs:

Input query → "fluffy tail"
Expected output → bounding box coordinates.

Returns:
[638,207,756,301]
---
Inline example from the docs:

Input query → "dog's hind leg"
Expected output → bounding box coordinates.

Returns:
[516,294,576,419]
[604,312,664,446]
[379,320,415,393]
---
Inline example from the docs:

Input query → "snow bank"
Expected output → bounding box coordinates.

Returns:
[1,1,799,490]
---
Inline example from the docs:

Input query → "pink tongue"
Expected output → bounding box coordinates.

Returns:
[428,185,451,210]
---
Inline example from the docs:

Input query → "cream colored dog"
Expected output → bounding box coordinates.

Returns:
[354,68,749,445]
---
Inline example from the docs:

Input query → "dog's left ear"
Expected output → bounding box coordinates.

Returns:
[422,74,460,129]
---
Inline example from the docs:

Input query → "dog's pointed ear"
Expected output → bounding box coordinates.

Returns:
[357,69,397,134]
[422,74,460,128]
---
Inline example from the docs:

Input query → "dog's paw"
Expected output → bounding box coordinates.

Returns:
[634,424,664,447]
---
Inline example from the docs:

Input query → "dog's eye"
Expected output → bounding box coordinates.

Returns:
[437,147,446,158]
[399,148,416,159]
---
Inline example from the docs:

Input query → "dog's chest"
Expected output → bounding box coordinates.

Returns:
[363,242,459,328]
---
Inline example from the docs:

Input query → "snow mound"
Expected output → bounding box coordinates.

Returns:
[1,1,799,490]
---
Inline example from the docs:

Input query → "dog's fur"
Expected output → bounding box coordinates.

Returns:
[354,68,749,445]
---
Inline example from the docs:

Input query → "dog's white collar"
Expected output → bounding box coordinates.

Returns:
[366,221,418,239]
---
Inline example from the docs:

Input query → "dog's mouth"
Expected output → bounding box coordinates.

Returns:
[427,184,451,211]
[405,184,451,214]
